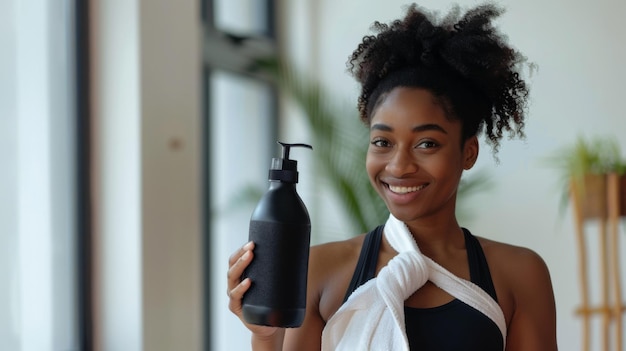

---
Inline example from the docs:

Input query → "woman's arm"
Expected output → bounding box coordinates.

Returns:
[504,248,558,351]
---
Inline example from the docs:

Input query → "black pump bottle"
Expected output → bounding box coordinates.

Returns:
[242,142,313,328]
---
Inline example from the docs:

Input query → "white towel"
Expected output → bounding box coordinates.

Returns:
[321,214,506,351]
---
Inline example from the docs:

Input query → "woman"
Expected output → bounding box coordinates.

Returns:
[227,3,558,350]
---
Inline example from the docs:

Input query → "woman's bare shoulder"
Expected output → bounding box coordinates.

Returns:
[476,236,552,293]
[475,237,557,349]
[477,236,548,274]
[311,235,365,262]
[309,234,366,284]
[476,236,556,325]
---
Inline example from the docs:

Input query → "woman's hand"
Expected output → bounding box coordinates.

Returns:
[227,242,284,347]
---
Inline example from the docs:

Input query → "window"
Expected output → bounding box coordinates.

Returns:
[202,1,278,350]
[0,0,84,350]
[213,0,273,36]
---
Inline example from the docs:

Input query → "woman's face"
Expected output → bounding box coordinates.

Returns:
[366,87,478,224]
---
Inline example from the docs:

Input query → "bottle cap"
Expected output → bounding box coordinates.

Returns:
[269,142,313,183]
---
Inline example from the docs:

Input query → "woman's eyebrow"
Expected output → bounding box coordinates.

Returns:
[370,123,393,132]
[370,123,447,134]
[412,123,447,134]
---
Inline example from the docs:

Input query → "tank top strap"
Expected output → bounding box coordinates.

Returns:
[342,225,384,303]
[343,226,498,303]
[462,228,498,302]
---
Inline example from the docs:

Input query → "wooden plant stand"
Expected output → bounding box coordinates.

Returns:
[571,173,626,351]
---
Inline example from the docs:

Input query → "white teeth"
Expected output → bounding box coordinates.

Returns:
[388,184,426,194]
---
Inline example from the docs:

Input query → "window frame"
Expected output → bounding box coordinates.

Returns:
[74,0,93,349]
[201,0,280,349]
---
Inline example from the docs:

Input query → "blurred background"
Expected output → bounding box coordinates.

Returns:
[1,0,625,350]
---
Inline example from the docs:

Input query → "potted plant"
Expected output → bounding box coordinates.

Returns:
[545,135,626,219]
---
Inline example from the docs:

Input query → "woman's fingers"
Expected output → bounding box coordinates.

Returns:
[228,277,252,314]
[228,241,254,268]
[227,241,255,314]
[227,242,254,286]
[226,241,281,340]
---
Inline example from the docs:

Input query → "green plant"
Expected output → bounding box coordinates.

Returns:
[544,134,626,214]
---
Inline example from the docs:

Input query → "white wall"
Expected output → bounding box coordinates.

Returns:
[282,1,626,350]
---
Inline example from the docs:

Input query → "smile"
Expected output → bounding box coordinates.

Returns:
[387,184,428,194]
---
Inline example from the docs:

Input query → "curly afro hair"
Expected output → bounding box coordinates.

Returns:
[348,3,531,154]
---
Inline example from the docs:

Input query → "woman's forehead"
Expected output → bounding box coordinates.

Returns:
[372,88,450,123]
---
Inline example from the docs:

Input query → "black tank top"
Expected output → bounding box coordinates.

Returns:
[343,225,504,351]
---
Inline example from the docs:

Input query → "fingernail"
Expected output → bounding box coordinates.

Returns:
[242,251,251,260]
[243,241,254,250]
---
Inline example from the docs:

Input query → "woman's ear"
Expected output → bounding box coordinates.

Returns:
[463,136,479,170]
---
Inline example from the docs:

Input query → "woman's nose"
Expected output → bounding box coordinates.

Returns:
[385,149,418,176]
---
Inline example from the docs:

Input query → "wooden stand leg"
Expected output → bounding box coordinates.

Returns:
[610,224,623,351]
[608,174,623,351]
[573,186,591,351]
[600,219,610,351]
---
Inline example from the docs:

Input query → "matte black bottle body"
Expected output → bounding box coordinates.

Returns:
[242,181,311,327]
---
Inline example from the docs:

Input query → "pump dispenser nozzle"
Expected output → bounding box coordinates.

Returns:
[269,142,313,183]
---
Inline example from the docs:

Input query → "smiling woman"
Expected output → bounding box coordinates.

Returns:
[227,3,557,351]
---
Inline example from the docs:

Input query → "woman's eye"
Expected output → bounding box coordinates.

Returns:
[370,139,390,147]
[417,140,438,149]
